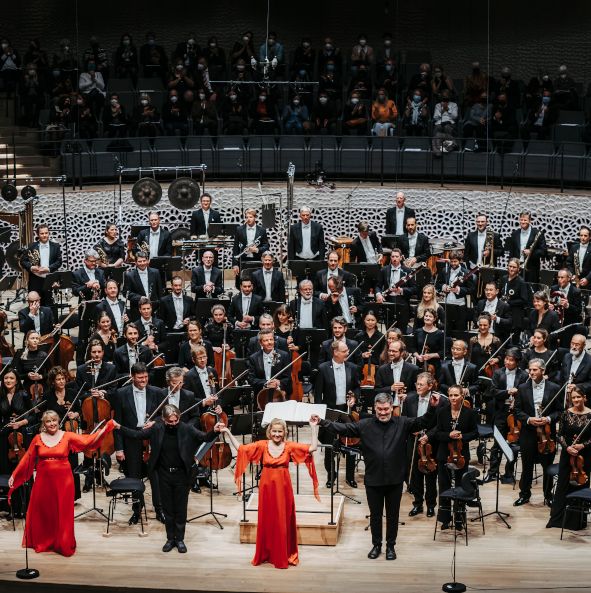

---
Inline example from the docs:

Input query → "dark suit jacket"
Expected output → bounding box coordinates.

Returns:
[434,405,479,461]
[490,367,529,419]
[18,306,54,335]
[95,298,128,333]
[247,348,292,395]
[567,242,591,282]
[228,293,264,327]
[183,366,219,407]
[190,208,222,237]
[527,309,560,335]
[314,360,360,408]
[385,206,415,236]
[288,221,325,260]
[288,297,327,330]
[160,387,199,425]
[376,264,416,300]
[232,224,270,266]
[349,232,382,263]
[500,274,531,329]
[560,351,591,394]
[514,380,562,441]
[434,263,475,299]
[473,298,512,338]
[190,266,224,298]
[375,361,420,394]
[123,267,163,310]
[504,227,547,271]
[72,267,106,300]
[400,232,431,263]
[247,335,288,356]
[20,241,62,274]
[313,268,355,296]
[319,338,362,366]
[135,227,173,257]
[251,268,286,303]
[113,384,161,450]
[112,343,153,375]
[75,361,118,403]
[438,360,479,398]
[463,230,503,267]
[159,294,195,330]
[323,286,363,329]
[550,283,582,325]
[136,316,167,352]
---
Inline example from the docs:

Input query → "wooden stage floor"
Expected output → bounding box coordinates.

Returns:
[0,447,589,593]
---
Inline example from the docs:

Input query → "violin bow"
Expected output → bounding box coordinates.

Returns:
[0,399,47,431]
[266,351,307,384]
[33,336,63,374]
[58,381,87,429]
[476,334,513,374]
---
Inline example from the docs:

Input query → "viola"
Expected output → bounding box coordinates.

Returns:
[340,394,361,447]
[361,356,376,388]
[446,414,465,470]
[418,441,437,474]
[256,387,286,411]
[506,411,521,443]
[569,454,588,487]
[7,424,26,463]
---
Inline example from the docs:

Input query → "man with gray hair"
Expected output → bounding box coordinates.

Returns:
[251,251,286,302]
[72,249,105,301]
[288,205,325,261]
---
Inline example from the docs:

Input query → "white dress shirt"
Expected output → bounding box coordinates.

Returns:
[417,395,430,417]
[172,295,185,328]
[391,360,403,384]
[263,352,274,380]
[127,345,138,369]
[578,244,588,271]
[338,289,353,324]
[149,229,160,259]
[29,311,41,333]
[332,362,347,405]
[168,388,180,408]
[389,266,401,288]
[38,242,50,275]
[476,231,487,265]
[202,209,210,234]
[360,235,378,264]
[297,224,316,259]
[245,225,256,258]
[519,228,531,257]
[532,379,545,411]
[133,388,147,427]
[299,298,313,328]
[569,353,584,378]
[395,208,405,235]
[197,367,212,397]
[446,267,465,305]
[263,269,273,301]
[84,265,96,283]
[484,297,498,332]
[138,269,149,296]
[406,232,418,258]
[108,298,124,333]
[452,359,465,384]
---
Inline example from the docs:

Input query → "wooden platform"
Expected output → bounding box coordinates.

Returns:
[239,493,344,546]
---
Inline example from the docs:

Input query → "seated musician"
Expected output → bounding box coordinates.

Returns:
[385,191,415,236]
[468,313,503,379]
[232,208,270,280]
[504,211,547,283]
[89,312,118,362]
[18,291,54,335]
[136,297,167,360]
[72,249,106,301]
[484,347,529,484]
[191,250,223,299]
[314,340,360,488]
[178,318,214,371]
[350,221,382,264]
[412,308,444,375]
[473,281,511,342]
[434,250,474,334]
[438,339,479,403]
[14,330,47,392]
[228,273,264,332]
[251,251,286,303]
[375,338,419,402]
[375,247,416,333]
[560,334,591,397]
[513,358,562,507]
[319,316,362,367]
[94,223,125,269]
[355,310,384,368]
[247,313,288,356]
[565,225,591,288]
[123,251,164,320]
[113,322,153,376]
[324,275,362,330]
[134,211,173,259]
[528,291,560,343]
[463,213,503,269]
[95,279,129,337]
[204,304,234,355]
[415,284,445,330]
[400,216,430,268]
[289,279,326,330]
[520,328,560,380]
[287,205,325,261]
[160,275,195,331]
[378,327,404,365]
[247,329,292,400]
[550,269,583,347]
[190,192,222,237]
[314,250,355,301]
[500,258,531,344]
[75,339,118,402]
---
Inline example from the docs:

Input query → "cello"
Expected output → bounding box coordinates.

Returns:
[287,316,303,402]
[256,351,306,411]
[199,373,232,471]
[213,322,235,387]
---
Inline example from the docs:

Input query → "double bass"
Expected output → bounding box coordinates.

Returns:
[199,373,232,471]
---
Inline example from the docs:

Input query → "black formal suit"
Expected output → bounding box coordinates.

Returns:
[190,207,222,237]
[71,267,106,300]
[190,266,224,299]
[385,205,415,236]
[20,240,63,305]
[505,227,547,282]
[135,227,173,257]
[435,262,474,333]
[288,297,327,330]
[247,334,288,356]
[136,316,168,355]
[117,420,216,541]
[319,338,362,367]
[560,351,591,395]
[500,273,531,333]
[400,232,431,263]
[566,242,591,283]
[75,361,118,405]
[247,348,292,397]
[251,267,286,302]
[18,306,54,335]
[323,286,363,329]
[113,343,153,375]
[349,232,382,263]
[161,387,199,425]
[438,360,479,401]
[288,220,325,260]
[183,366,218,410]
[376,264,416,332]
[313,267,355,297]
[123,267,163,315]
[228,293,264,328]
[527,309,560,338]
[550,283,583,329]
[232,224,270,267]
[159,294,195,330]
[320,403,437,547]
[514,379,562,499]
[178,339,215,370]
[375,361,420,395]
[463,229,503,268]
[473,298,512,341]
[94,298,128,335]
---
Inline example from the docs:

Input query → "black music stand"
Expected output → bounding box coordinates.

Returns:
[151,256,182,286]
[261,300,283,316]
[295,328,326,368]
[104,266,125,285]
[287,259,325,282]
[230,357,249,382]
[43,271,73,291]
[344,263,380,295]
[242,261,263,271]
[130,225,149,240]
[208,223,238,238]
[164,330,185,362]
[195,297,227,324]
[231,413,258,516]
[77,298,100,360]
[233,328,258,358]
[151,364,176,389]
[381,234,405,250]
[364,301,399,332]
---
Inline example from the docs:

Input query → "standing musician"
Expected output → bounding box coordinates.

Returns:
[434,384,478,531]
[94,223,126,269]
[319,316,362,366]
[350,221,382,264]
[135,211,173,259]
[14,330,47,392]
[324,276,362,329]
[435,250,474,334]
[375,339,420,399]
[113,323,153,376]
[314,250,355,300]
[136,297,167,358]
[287,205,325,261]
[183,348,222,417]
[500,258,530,344]
[463,213,503,269]
[248,329,292,399]
[566,226,591,287]
[560,334,591,397]
[228,273,264,333]
[473,281,512,342]
[251,251,286,303]
[314,340,360,488]
[190,192,222,237]
[485,347,529,483]
[550,269,583,347]
[113,362,163,524]
[438,340,479,403]
[514,358,562,506]
[159,275,194,331]
[191,250,224,299]
[232,208,270,279]
[468,313,502,379]
[375,247,416,332]
[400,217,431,267]
[385,191,416,236]
[72,249,106,301]
[113,405,224,553]
[355,310,384,367]
[20,223,63,306]
[528,291,560,343]
[123,251,164,320]
[289,279,327,330]
[18,291,54,335]
[204,304,234,355]
[504,211,547,283]
[415,284,445,329]
[95,279,129,336]
[75,339,118,402]
[246,314,288,356]
[412,308,444,375]
[313,390,440,560]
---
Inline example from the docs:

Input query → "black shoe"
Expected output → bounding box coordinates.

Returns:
[500,475,515,485]
[202,477,217,490]
[162,539,176,553]
[385,546,396,560]
[83,479,92,493]
[155,508,166,524]
[426,506,435,517]
[544,496,553,507]
[483,473,498,484]
[408,505,424,517]
[441,521,451,530]
[128,510,140,525]
[367,545,381,559]
[191,483,201,494]
[513,496,530,507]
[345,479,357,488]
[326,480,334,489]
[176,540,187,553]
[476,443,485,464]
[454,521,464,531]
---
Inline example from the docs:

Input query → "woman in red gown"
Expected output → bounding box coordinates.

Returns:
[8,410,115,557]
[224,417,319,569]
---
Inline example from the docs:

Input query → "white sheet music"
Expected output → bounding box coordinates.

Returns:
[262,401,326,426]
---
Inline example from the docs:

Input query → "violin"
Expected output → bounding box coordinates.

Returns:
[340,392,361,447]
[361,354,376,388]
[418,438,437,474]
[199,373,232,471]
[60,399,80,433]
[569,454,588,487]
[7,415,26,463]
[535,405,556,455]
[446,414,466,470]
[506,411,521,443]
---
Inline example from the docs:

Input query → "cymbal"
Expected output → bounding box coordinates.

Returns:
[5,241,22,271]
[20,185,37,199]
[131,178,162,207]
[0,183,17,202]
[430,238,464,251]
[171,227,191,242]
[168,177,200,210]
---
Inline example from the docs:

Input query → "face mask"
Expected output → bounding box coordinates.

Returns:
[413,95,421,103]
[198,93,206,100]
[141,99,148,106]
[259,95,266,102]
[542,96,550,104]
[293,99,300,105]
[351,98,359,105]
[170,96,178,103]
[319,97,328,105]
[229,94,237,101]
[236,65,245,72]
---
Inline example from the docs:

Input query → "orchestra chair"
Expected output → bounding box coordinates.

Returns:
[561,488,591,540]
[104,477,147,536]
[298,361,314,402]
[434,466,485,546]
[0,475,15,530]
[476,423,494,472]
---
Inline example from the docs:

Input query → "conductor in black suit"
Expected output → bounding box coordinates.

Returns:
[251,251,286,302]
[135,211,173,258]
[190,192,222,237]
[385,191,415,236]
[18,291,54,335]
[114,403,223,553]
[287,206,325,261]
[313,388,440,560]
[504,211,547,283]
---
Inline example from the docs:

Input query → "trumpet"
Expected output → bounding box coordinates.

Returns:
[238,237,261,258]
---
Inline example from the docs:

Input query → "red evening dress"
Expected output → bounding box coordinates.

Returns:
[234,440,319,569]
[8,419,116,557]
